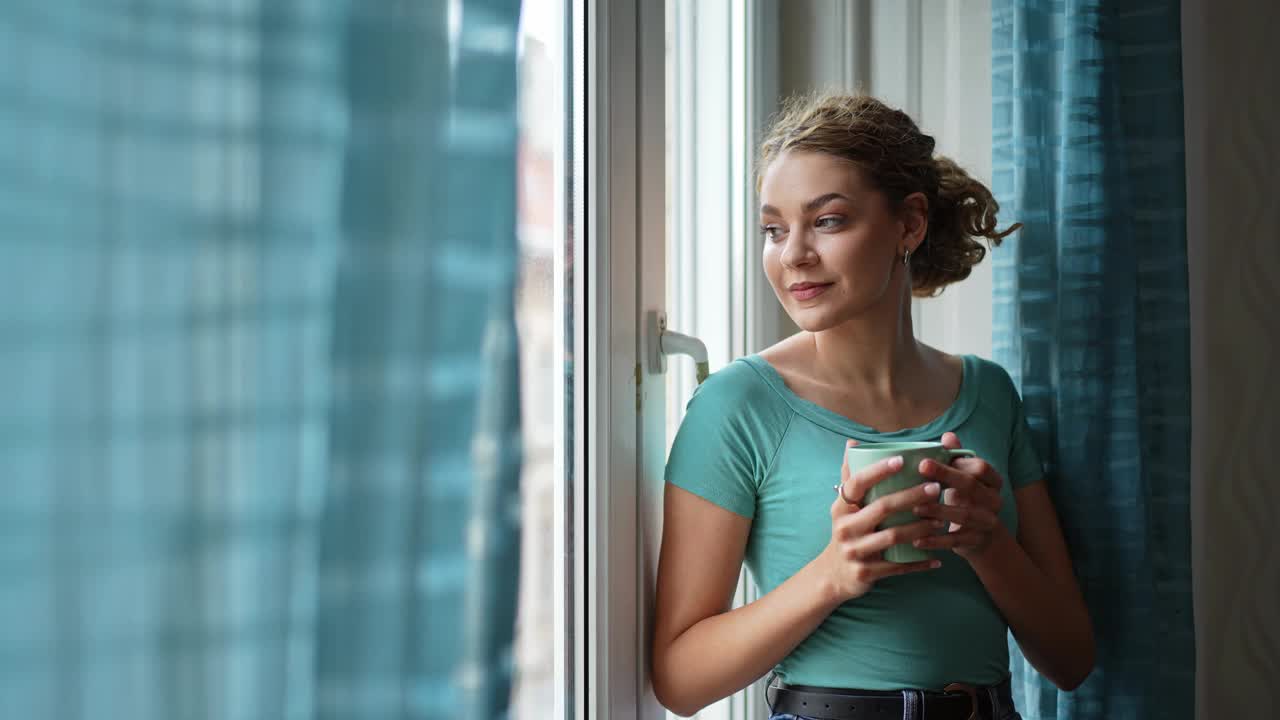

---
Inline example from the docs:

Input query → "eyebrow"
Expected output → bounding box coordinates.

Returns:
[760,192,850,217]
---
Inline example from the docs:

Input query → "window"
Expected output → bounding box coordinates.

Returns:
[513,1,571,718]
[511,2,994,718]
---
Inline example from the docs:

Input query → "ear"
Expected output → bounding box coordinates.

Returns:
[899,192,929,252]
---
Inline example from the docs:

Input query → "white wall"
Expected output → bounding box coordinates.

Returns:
[912,1,994,359]
[1182,1,1280,717]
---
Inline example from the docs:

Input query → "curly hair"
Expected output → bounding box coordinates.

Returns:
[757,92,1020,297]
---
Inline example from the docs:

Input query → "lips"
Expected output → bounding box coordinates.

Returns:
[788,281,833,301]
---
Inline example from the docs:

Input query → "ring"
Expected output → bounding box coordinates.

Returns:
[833,483,855,505]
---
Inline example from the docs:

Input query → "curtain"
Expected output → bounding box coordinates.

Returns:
[0,1,523,718]
[991,2,1193,719]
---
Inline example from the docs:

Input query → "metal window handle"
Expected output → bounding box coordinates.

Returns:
[646,311,710,384]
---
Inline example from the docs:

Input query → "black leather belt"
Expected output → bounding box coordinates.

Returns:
[767,676,1011,720]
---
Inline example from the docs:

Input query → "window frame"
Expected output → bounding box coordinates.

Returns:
[573,0,667,717]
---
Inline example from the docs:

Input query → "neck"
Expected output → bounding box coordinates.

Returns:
[809,286,927,397]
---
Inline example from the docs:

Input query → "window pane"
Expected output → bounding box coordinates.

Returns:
[513,1,569,718]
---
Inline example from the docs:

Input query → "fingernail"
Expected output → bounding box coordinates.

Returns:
[932,519,947,528]
[930,560,942,569]
[913,539,926,547]
[924,482,941,495]
[919,459,933,474]
[889,456,904,469]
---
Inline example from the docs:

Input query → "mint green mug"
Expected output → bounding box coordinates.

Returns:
[844,441,976,564]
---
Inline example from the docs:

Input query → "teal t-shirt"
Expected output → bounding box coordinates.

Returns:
[663,354,1044,691]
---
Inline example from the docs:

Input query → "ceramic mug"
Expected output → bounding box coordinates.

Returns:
[845,441,976,563]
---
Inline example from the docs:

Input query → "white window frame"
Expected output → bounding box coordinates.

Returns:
[573,0,667,718]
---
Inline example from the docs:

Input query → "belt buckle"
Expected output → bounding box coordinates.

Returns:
[942,682,978,720]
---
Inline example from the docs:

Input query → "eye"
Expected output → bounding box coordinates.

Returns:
[760,224,783,242]
[815,215,845,230]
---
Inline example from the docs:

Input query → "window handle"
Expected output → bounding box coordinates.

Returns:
[646,311,709,384]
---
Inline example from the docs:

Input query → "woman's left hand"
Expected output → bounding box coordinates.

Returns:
[910,432,1006,560]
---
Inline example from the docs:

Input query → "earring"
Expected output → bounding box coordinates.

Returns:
[903,248,912,266]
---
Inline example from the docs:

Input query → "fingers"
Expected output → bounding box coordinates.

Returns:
[846,518,947,560]
[935,433,1003,491]
[912,527,987,551]
[831,439,863,516]
[918,458,1001,511]
[834,453,904,518]
[913,501,999,530]
[838,481,941,535]
[919,457,996,490]
[952,456,1004,490]
[830,490,860,518]
[829,487,862,519]
[839,439,857,492]
[843,455,905,503]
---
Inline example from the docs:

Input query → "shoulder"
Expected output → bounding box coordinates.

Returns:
[673,357,796,468]
[667,357,796,493]
[963,356,1028,421]
[968,355,1019,395]
[685,357,792,423]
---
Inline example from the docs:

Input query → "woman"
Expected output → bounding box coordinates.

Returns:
[651,94,1094,720]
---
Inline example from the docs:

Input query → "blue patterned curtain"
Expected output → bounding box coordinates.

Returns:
[991,2,1193,719]
[0,1,522,718]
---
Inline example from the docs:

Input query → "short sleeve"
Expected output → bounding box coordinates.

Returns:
[664,360,792,519]
[1008,388,1045,489]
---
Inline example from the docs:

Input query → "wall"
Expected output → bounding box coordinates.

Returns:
[1183,1,1280,717]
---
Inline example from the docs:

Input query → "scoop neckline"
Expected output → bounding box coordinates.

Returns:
[740,353,982,442]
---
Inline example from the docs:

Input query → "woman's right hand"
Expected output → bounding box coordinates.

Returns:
[821,439,946,602]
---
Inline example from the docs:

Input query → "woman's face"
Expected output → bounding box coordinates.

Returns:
[758,150,916,332]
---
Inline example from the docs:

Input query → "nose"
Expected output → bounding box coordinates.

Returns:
[779,228,817,269]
